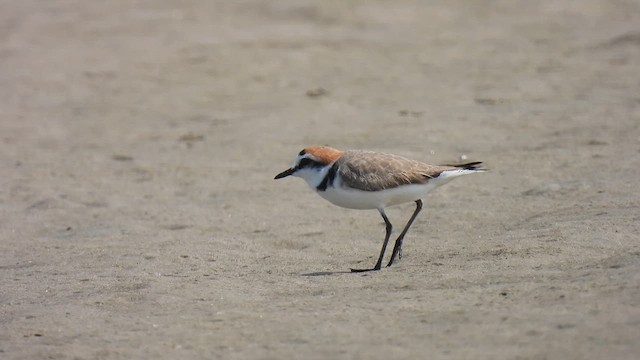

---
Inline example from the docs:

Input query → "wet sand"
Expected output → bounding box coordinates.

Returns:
[1,1,639,359]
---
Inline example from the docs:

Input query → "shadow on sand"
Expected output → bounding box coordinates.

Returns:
[300,270,366,276]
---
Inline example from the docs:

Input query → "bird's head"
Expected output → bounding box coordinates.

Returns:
[274,146,343,187]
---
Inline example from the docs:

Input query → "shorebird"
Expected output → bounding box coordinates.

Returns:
[274,146,485,272]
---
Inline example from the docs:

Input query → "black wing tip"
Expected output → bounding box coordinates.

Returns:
[459,161,486,171]
[442,161,487,171]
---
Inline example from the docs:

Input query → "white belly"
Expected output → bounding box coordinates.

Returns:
[315,169,476,209]
[308,168,476,210]
[316,182,437,209]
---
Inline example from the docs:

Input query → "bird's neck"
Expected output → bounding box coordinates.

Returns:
[299,164,333,190]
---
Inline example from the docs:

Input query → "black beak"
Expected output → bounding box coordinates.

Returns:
[274,168,295,179]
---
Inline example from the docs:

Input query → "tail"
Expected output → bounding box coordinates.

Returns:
[441,161,487,171]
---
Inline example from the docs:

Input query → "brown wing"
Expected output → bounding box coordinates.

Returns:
[336,150,453,192]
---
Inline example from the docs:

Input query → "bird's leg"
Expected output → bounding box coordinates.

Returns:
[387,199,423,267]
[351,209,393,273]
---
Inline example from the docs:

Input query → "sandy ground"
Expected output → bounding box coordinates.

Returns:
[1,1,640,359]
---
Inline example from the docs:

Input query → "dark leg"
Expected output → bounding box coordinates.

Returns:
[351,209,393,272]
[387,199,423,267]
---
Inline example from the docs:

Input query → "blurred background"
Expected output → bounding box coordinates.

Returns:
[2,1,639,359]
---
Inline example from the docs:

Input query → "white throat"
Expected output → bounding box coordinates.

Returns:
[294,164,332,190]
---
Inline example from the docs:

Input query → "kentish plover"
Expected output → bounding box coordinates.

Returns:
[275,146,485,272]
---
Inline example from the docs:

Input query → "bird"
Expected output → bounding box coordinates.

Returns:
[274,146,486,272]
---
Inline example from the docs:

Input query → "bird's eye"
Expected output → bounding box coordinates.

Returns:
[298,158,313,168]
